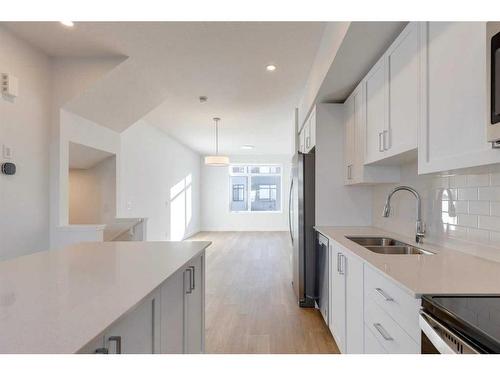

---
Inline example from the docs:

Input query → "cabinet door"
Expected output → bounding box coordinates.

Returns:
[344,250,364,354]
[386,22,419,157]
[344,95,355,184]
[364,59,387,164]
[419,22,497,174]
[317,240,329,325]
[185,255,204,354]
[103,289,160,354]
[329,244,346,353]
[352,85,365,181]
[160,267,185,353]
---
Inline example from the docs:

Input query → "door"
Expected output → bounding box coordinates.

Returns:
[365,59,387,163]
[184,255,204,354]
[386,22,419,157]
[329,244,346,352]
[161,267,185,353]
[103,289,160,354]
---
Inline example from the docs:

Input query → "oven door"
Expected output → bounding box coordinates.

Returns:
[419,312,480,354]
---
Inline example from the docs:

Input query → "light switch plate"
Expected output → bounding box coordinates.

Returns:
[1,73,19,98]
[2,144,12,159]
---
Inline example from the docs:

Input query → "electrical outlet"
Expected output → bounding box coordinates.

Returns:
[126,201,132,210]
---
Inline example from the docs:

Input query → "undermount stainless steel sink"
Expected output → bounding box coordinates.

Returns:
[346,236,435,255]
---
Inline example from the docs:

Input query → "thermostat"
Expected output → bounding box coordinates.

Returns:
[1,162,16,175]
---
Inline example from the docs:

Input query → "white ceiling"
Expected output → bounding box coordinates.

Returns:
[4,22,326,155]
[68,142,114,169]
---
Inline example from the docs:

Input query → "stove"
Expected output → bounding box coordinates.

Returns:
[420,295,500,354]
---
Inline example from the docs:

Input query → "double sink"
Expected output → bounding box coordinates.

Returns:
[346,236,435,255]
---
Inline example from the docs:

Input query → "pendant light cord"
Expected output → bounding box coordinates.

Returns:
[214,117,220,156]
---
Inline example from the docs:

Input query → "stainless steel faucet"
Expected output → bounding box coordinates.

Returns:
[382,185,425,244]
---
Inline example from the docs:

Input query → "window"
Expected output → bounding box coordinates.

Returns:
[229,164,282,212]
[232,184,245,201]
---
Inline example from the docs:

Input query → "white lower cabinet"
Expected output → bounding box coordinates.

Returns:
[325,237,421,354]
[328,243,364,353]
[80,253,205,354]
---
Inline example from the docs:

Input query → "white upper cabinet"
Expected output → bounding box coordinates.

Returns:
[386,22,420,157]
[299,106,316,154]
[364,22,420,164]
[344,82,400,185]
[365,58,387,164]
[418,22,500,174]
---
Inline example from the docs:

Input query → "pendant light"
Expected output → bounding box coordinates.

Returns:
[205,117,230,166]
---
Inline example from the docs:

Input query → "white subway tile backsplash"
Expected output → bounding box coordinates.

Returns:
[467,228,490,244]
[478,186,500,201]
[491,202,500,217]
[447,224,468,240]
[450,175,467,188]
[490,173,500,186]
[478,215,500,232]
[454,201,469,214]
[458,187,478,201]
[466,174,490,187]
[376,164,500,250]
[457,214,478,227]
[469,201,490,215]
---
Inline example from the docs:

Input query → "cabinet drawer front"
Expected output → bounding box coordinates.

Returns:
[365,299,419,354]
[364,266,420,341]
[364,323,387,354]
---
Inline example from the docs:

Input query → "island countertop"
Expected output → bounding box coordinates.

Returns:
[315,226,500,297]
[0,240,211,354]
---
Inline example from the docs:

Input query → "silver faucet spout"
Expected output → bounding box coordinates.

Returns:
[382,185,425,243]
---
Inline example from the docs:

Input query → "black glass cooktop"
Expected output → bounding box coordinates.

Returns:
[422,295,500,353]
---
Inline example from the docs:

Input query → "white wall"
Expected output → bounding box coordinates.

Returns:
[201,154,291,231]
[315,104,372,226]
[69,155,116,225]
[120,120,201,241]
[298,23,350,127]
[0,26,51,260]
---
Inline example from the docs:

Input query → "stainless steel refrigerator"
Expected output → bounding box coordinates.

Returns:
[289,151,316,307]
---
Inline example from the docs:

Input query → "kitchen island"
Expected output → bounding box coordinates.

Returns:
[0,240,210,354]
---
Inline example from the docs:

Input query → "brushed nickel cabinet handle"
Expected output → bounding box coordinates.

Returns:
[375,287,394,302]
[383,130,389,150]
[189,265,195,290]
[373,323,393,341]
[185,268,193,294]
[378,132,383,152]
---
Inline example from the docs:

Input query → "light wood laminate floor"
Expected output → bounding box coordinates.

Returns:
[190,231,340,354]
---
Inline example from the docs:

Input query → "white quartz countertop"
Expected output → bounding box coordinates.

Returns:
[315,226,500,297]
[0,240,211,354]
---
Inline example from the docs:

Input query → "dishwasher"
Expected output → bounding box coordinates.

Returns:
[316,232,329,325]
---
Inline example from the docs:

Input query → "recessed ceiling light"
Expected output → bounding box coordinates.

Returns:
[266,64,277,72]
[60,21,74,27]
[241,145,255,150]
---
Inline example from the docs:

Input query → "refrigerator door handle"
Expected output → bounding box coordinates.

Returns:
[288,178,294,244]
